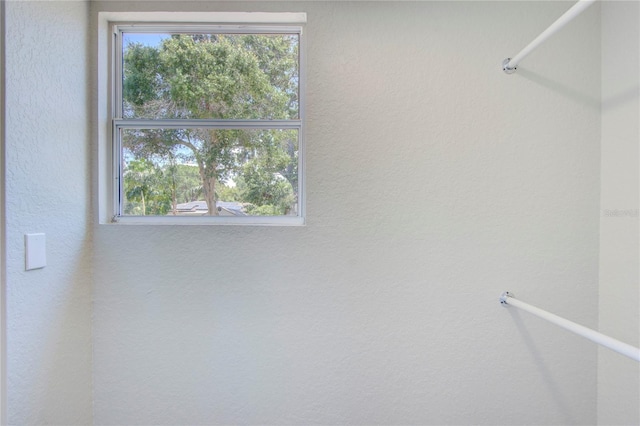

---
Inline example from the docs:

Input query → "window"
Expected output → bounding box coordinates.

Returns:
[100,13,305,225]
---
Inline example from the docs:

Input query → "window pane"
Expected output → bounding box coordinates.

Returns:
[120,128,299,217]
[122,32,299,120]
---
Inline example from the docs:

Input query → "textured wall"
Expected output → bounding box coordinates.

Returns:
[0,1,6,421]
[598,2,640,425]
[92,1,601,424]
[5,1,92,424]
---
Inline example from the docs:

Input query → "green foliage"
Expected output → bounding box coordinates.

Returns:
[123,33,297,120]
[121,32,299,216]
[123,45,161,110]
[166,163,203,204]
[244,204,282,216]
[216,184,242,203]
[123,159,171,215]
[238,140,296,215]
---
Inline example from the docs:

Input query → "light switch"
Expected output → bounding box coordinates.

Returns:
[25,233,46,270]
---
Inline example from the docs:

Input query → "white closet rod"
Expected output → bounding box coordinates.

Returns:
[500,292,640,362]
[502,0,597,74]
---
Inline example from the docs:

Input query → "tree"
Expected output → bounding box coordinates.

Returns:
[122,32,299,216]
[170,164,203,204]
[123,159,171,215]
[237,130,296,215]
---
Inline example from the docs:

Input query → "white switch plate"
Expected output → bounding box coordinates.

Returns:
[25,233,46,270]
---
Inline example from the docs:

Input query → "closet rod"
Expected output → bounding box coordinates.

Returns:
[502,0,596,74]
[500,292,640,362]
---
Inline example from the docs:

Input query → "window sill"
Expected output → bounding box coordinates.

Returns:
[106,215,305,226]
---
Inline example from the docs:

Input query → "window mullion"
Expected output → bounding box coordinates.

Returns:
[114,119,301,130]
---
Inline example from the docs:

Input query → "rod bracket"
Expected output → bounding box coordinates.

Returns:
[500,291,513,305]
[502,58,517,74]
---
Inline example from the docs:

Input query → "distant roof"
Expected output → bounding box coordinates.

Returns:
[217,201,247,216]
[175,200,247,216]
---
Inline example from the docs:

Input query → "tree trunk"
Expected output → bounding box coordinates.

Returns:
[171,191,177,215]
[194,132,219,216]
[196,160,218,216]
[171,175,178,215]
[203,175,217,216]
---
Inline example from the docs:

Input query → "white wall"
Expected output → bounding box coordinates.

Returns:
[0,0,6,422]
[598,2,640,425]
[92,1,601,424]
[5,1,92,424]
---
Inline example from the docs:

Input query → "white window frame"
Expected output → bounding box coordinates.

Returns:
[97,12,306,225]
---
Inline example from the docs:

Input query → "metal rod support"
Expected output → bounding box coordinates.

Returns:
[502,0,597,73]
[500,292,640,362]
